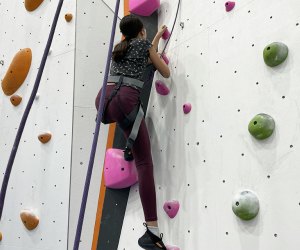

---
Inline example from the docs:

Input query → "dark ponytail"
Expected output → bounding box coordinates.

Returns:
[112,39,129,62]
[112,15,144,62]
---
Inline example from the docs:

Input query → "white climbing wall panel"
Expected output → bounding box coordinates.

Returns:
[119,0,300,249]
[0,0,75,249]
[68,0,122,250]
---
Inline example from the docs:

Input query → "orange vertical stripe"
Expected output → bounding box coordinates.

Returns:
[92,1,130,249]
[91,124,116,250]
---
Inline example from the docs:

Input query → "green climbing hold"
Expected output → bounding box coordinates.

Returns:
[232,190,259,221]
[248,113,275,140]
[263,42,288,67]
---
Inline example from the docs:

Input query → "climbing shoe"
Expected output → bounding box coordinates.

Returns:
[138,223,167,250]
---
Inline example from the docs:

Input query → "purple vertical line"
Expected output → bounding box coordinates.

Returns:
[73,0,120,249]
[0,0,65,220]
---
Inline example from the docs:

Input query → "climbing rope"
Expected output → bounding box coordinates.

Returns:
[0,0,65,220]
[161,0,181,56]
[73,0,121,249]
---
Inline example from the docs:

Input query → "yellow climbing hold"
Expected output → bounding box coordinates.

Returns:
[1,48,32,96]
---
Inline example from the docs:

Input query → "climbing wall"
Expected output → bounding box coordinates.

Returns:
[0,0,76,249]
[68,0,122,249]
[119,0,300,249]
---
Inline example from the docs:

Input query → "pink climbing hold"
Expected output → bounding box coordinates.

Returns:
[129,0,160,16]
[162,53,169,65]
[162,28,171,40]
[163,200,180,218]
[104,148,138,189]
[225,1,235,12]
[166,246,180,250]
[155,80,170,95]
[183,103,192,114]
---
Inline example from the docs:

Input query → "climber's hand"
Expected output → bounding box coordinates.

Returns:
[156,25,168,38]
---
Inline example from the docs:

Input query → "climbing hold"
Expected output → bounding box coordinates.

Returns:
[183,103,192,114]
[155,80,170,95]
[163,200,180,218]
[263,42,288,67]
[162,53,169,65]
[225,1,235,12]
[166,246,180,250]
[20,209,39,230]
[25,0,44,12]
[104,148,138,189]
[10,95,22,106]
[38,132,52,144]
[65,13,73,22]
[248,113,275,140]
[162,28,171,40]
[0,231,2,241]
[1,48,32,96]
[232,190,259,220]
[129,0,160,16]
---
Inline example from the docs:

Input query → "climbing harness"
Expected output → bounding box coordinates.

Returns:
[102,75,145,161]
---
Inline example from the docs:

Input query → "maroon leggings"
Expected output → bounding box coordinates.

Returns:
[95,85,157,222]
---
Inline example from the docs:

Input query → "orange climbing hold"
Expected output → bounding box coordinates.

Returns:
[0,231,2,241]
[65,13,73,22]
[25,0,44,12]
[20,210,39,230]
[38,132,52,144]
[1,48,32,96]
[10,95,22,106]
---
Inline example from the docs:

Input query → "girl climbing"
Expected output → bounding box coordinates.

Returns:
[95,15,170,249]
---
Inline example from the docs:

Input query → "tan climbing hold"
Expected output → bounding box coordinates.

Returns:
[20,210,39,230]
[38,132,52,144]
[10,95,22,106]
[1,48,32,96]
[25,0,44,12]
[0,231,2,241]
[65,13,73,22]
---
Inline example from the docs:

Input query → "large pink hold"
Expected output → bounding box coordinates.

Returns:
[225,1,235,12]
[129,0,160,16]
[162,53,169,65]
[166,246,180,250]
[155,80,170,95]
[104,148,138,189]
[183,103,192,114]
[163,200,180,218]
[162,28,171,40]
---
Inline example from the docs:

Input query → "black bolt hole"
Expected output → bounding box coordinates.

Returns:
[267,47,271,50]
[236,202,239,206]
[254,121,257,125]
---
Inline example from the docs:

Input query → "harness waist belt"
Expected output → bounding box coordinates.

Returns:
[108,75,144,89]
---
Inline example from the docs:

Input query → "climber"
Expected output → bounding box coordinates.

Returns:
[95,14,170,250]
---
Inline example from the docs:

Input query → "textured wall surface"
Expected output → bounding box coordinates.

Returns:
[0,1,75,249]
[119,0,300,249]
[68,0,122,249]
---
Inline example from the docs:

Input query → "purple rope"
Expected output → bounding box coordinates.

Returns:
[73,0,120,249]
[0,0,65,219]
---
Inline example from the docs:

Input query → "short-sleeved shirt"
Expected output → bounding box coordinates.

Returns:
[110,38,153,81]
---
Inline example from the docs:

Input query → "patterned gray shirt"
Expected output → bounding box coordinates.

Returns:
[110,38,153,81]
